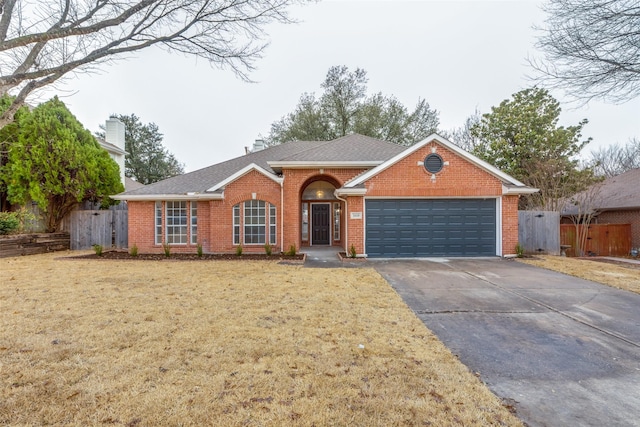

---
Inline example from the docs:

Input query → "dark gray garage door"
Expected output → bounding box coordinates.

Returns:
[365,199,496,257]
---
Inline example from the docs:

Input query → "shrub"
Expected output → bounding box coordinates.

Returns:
[515,243,524,258]
[163,242,171,257]
[0,212,20,235]
[197,243,203,257]
[235,245,243,256]
[348,243,357,258]
[129,244,138,257]
[264,243,272,256]
[93,244,103,256]
[284,244,297,256]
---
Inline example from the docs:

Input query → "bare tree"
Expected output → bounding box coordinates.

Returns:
[442,109,482,152]
[531,0,640,103]
[589,138,640,177]
[0,0,306,128]
[563,183,604,256]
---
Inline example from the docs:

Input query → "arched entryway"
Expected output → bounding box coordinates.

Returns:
[300,179,343,246]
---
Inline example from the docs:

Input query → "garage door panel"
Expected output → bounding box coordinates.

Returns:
[366,199,496,257]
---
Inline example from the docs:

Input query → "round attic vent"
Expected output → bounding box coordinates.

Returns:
[424,153,444,173]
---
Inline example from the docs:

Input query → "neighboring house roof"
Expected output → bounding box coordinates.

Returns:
[113,133,535,200]
[97,137,127,156]
[563,168,640,214]
[125,177,145,192]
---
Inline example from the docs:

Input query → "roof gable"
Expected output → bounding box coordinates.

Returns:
[206,163,283,192]
[345,133,529,190]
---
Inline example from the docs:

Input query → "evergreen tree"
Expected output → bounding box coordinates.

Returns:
[471,88,595,210]
[0,97,123,231]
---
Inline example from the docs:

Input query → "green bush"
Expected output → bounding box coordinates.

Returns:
[348,243,357,258]
[93,244,103,256]
[129,244,138,257]
[163,242,171,257]
[515,243,524,258]
[235,245,243,256]
[0,212,20,235]
[264,243,272,256]
[284,244,297,256]
[197,243,203,257]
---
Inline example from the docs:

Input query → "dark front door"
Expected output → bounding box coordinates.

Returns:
[311,204,330,245]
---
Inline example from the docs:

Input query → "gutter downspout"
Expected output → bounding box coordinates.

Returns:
[335,192,348,253]
[280,178,284,253]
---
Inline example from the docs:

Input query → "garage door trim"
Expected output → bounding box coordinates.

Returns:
[364,197,501,258]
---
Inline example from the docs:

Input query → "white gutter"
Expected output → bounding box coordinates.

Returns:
[335,188,367,196]
[111,193,224,201]
[268,161,382,170]
[334,191,348,253]
[502,185,539,195]
[280,178,284,253]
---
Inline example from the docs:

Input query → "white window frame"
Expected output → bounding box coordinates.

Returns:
[155,201,162,245]
[165,201,188,245]
[243,200,266,245]
[334,202,340,241]
[190,202,198,245]
[233,204,240,245]
[269,204,277,245]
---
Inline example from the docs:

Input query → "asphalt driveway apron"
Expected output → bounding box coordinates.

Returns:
[373,258,640,427]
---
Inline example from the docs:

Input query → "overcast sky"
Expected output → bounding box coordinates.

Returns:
[56,0,640,173]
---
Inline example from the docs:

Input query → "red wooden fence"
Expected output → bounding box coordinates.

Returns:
[560,224,631,257]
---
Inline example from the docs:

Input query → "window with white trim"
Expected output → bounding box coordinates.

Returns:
[233,204,240,245]
[155,201,162,245]
[232,200,276,246]
[244,200,266,244]
[190,202,198,244]
[166,201,188,244]
[269,204,277,245]
[334,202,340,241]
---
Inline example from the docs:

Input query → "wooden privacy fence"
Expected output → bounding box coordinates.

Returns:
[560,223,631,257]
[518,211,560,255]
[70,210,128,250]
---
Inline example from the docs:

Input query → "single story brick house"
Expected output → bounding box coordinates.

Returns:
[113,133,537,257]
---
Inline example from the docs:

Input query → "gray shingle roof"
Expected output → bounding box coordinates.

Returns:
[119,134,404,197]
[590,169,640,210]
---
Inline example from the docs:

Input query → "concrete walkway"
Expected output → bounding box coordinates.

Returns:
[301,246,363,268]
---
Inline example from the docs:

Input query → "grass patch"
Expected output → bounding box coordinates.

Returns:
[519,255,640,295]
[1,252,521,426]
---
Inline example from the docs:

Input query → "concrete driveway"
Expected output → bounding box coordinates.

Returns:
[373,258,640,427]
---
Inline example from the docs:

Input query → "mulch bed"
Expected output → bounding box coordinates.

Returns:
[64,251,306,262]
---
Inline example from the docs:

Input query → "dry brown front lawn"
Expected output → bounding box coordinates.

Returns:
[1,252,520,426]
[519,255,640,294]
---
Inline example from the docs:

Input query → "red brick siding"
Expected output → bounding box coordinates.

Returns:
[597,209,640,249]
[345,196,364,255]
[127,201,156,251]
[501,195,519,256]
[365,143,502,197]
[211,170,282,253]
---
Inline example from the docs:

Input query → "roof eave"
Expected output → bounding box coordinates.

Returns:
[335,188,367,196]
[502,185,539,195]
[206,163,283,192]
[111,193,224,201]
[268,161,382,172]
